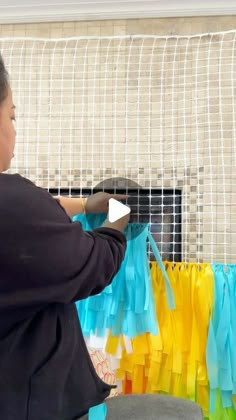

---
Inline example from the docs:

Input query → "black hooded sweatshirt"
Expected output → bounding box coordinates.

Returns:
[0,173,127,420]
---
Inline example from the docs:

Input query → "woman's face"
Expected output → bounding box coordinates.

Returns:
[0,87,16,172]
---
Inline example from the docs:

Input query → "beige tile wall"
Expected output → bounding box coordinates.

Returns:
[0,16,236,263]
[1,16,236,37]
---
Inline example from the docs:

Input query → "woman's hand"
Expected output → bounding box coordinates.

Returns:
[85,192,129,214]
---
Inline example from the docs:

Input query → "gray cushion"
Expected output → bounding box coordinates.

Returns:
[80,394,203,419]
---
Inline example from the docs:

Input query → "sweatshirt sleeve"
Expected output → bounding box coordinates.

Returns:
[0,175,127,308]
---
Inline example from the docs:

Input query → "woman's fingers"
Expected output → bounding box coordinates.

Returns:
[110,194,129,200]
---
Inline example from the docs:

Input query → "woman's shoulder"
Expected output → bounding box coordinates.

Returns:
[0,172,51,207]
[0,172,68,221]
[0,172,35,186]
[0,173,40,211]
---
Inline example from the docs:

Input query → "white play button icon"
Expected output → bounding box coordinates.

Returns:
[84,177,146,240]
[108,198,130,223]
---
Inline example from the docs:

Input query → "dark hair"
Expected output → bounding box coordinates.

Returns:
[0,53,9,105]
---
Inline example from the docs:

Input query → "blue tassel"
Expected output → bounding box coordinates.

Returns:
[88,402,107,420]
[73,214,159,337]
[147,229,175,309]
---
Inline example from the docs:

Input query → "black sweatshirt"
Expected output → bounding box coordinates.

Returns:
[0,173,127,420]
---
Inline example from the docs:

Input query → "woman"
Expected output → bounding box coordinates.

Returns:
[0,53,130,419]
[0,54,202,420]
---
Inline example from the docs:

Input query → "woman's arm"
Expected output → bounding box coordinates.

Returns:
[56,192,129,220]
[0,176,127,305]
[55,196,87,217]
